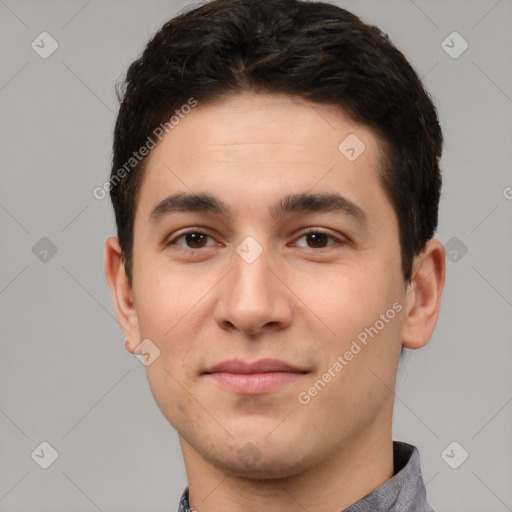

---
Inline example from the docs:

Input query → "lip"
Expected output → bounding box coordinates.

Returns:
[204,358,306,374]
[203,358,308,394]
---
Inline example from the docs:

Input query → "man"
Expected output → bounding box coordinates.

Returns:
[104,0,445,510]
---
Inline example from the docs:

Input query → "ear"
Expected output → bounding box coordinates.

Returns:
[402,238,446,350]
[104,236,141,354]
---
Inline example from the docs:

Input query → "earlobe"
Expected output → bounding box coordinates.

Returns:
[401,239,446,350]
[104,236,141,352]
[124,337,141,354]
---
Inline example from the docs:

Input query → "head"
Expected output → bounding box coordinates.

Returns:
[105,0,445,479]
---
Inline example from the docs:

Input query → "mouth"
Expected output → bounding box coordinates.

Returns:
[202,358,308,394]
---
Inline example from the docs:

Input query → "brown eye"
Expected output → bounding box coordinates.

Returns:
[294,229,344,250]
[184,232,208,248]
[304,232,330,248]
[168,231,216,249]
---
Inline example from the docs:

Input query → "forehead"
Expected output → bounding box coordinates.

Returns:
[134,92,393,229]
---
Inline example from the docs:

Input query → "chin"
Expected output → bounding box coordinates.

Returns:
[198,439,311,481]
[214,455,307,481]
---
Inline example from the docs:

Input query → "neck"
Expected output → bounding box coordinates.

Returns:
[180,416,394,512]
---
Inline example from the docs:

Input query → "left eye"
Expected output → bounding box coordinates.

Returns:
[293,230,342,249]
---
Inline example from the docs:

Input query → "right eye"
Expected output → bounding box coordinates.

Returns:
[166,230,220,251]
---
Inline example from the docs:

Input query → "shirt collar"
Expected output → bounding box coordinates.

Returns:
[343,441,434,512]
[177,441,434,512]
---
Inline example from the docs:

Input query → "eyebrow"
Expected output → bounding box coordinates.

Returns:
[148,192,368,225]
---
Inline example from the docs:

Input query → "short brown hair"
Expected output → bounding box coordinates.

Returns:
[110,0,443,285]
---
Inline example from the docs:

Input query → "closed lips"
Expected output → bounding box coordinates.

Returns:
[204,358,308,374]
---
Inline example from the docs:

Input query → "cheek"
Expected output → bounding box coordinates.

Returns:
[144,363,194,432]
[134,268,187,337]
[134,264,211,366]
[295,265,387,336]
[299,262,403,366]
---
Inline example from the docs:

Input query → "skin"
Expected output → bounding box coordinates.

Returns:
[104,91,445,512]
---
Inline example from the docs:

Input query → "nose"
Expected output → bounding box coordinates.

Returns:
[214,242,293,336]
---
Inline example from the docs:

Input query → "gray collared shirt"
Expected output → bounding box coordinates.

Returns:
[177,441,434,512]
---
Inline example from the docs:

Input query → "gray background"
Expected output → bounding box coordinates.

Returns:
[1,0,511,511]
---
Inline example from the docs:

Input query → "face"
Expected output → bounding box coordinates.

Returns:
[111,92,429,479]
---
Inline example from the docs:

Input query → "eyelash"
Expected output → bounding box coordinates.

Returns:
[166,228,346,253]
